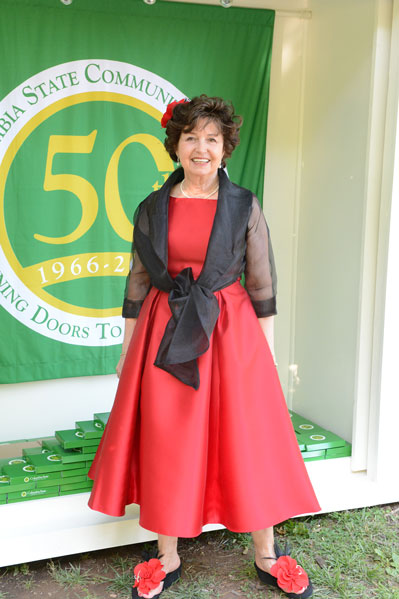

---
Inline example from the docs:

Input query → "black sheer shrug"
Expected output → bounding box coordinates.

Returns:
[122,194,277,320]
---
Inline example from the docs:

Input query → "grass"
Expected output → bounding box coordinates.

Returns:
[47,560,96,588]
[99,559,132,598]
[0,504,398,598]
[213,529,253,552]
[165,573,220,598]
[272,507,399,599]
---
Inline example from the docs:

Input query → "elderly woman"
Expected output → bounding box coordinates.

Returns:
[88,95,320,599]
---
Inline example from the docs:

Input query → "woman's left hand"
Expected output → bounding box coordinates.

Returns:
[258,316,276,365]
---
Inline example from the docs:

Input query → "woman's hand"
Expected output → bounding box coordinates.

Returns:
[116,318,137,378]
[258,316,277,366]
[116,353,126,378]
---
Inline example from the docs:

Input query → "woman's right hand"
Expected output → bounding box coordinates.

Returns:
[115,318,137,378]
[116,354,126,378]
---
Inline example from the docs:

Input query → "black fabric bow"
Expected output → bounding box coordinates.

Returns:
[133,167,253,389]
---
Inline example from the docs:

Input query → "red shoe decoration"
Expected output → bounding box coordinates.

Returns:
[133,558,166,595]
[270,555,309,595]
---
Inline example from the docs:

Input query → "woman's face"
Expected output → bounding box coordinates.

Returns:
[176,118,224,180]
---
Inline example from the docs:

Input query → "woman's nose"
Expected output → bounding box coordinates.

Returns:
[196,138,207,152]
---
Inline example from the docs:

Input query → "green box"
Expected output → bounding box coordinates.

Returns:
[0,475,10,488]
[326,443,352,459]
[7,489,59,503]
[82,443,99,454]
[41,437,62,452]
[42,438,80,458]
[302,449,326,461]
[294,434,307,451]
[61,467,90,478]
[75,420,104,440]
[60,480,93,492]
[2,463,59,485]
[0,457,28,469]
[35,479,62,489]
[289,410,318,431]
[302,430,346,451]
[0,481,36,495]
[93,412,109,429]
[59,487,92,496]
[37,475,87,489]
[290,410,348,451]
[0,496,6,504]
[22,447,51,457]
[296,422,324,435]
[25,453,81,473]
[289,411,325,435]
[42,437,96,463]
[61,451,95,464]
[29,446,87,467]
[55,429,97,449]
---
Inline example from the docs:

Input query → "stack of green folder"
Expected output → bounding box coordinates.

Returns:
[0,409,350,505]
[289,410,351,461]
[0,412,110,504]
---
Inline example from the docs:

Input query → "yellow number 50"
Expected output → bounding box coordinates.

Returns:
[34,130,173,245]
[35,130,98,245]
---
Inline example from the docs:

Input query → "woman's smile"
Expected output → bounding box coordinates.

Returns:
[176,119,224,181]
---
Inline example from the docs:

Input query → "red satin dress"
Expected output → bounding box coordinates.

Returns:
[88,196,321,537]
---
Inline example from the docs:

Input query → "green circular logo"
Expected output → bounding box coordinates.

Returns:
[47,454,62,462]
[0,60,183,346]
[23,465,35,472]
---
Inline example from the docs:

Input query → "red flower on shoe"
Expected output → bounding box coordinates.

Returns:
[161,99,187,128]
[133,558,166,595]
[270,555,309,594]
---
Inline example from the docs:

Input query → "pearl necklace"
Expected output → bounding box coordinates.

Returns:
[180,179,219,199]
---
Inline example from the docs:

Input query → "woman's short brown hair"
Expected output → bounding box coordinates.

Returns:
[164,94,242,168]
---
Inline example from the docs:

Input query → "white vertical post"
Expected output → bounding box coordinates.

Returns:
[351,0,393,472]
[367,0,399,481]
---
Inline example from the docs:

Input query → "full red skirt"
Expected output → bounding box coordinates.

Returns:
[88,196,321,536]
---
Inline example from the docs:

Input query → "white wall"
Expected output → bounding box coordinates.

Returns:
[264,1,380,447]
[292,0,378,442]
[263,12,310,397]
[0,375,116,442]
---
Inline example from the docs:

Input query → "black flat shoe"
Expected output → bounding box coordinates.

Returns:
[132,561,182,599]
[254,541,313,598]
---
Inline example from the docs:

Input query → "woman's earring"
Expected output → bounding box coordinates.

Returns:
[176,154,180,164]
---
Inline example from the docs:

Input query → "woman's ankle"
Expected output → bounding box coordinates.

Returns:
[157,551,181,573]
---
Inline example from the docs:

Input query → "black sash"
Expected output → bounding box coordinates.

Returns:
[133,168,252,389]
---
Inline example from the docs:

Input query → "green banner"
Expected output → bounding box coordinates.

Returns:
[0,0,274,383]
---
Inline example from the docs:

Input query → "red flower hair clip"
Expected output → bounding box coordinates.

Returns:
[270,555,309,594]
[161,98,189,128]
[133,558,166,595]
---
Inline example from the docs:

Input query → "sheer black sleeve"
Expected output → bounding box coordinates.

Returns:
[244,195,277,317]
[122,203,152,318]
